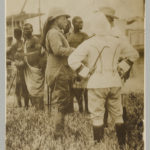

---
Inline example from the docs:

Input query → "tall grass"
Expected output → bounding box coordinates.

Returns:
[6,92,144,150]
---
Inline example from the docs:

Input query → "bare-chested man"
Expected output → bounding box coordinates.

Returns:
[7,28,29,108]
[67,16,89,113]
[23,23,44,110]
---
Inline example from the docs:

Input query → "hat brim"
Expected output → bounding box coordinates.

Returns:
[106,14,119,19]
[49,14,70,21]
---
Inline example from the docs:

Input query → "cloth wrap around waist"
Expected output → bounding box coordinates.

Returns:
[24,43,44,98]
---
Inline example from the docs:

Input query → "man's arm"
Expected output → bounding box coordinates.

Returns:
[118,38,139,80]
[120,38,139,62]
[68,41,91,78]
[6,44,16,55]
[6,44,17,60]
[47,31,73,56]
[83,32,89,40]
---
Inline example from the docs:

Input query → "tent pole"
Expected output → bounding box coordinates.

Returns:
[39,0,42,34]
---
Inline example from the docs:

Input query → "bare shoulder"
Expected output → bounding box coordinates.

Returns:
[78,36,94,48]
[80,32,89,38]
[32,36,40,43]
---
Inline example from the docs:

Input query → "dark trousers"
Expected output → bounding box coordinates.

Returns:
[15,71,29,108]
[50,65,74,138]
[73,88,89,113]
[52,72,74,113]
[30,96,44,110]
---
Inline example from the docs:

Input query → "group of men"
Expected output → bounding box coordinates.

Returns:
[7,6,139,149]
[7,24,45,110]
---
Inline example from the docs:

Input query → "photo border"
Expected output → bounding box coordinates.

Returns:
[145,0,150,149]
[0,0,150,150]
[0,0,5,149]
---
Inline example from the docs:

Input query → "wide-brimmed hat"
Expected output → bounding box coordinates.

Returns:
[97,7,118,19]
[47,7,70,22]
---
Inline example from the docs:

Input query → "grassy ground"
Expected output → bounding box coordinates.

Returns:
[6,92,144,150]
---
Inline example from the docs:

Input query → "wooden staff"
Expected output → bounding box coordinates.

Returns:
[47,85,53,114]
[7,73,16,96]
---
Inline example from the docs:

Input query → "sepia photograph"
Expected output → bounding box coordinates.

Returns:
[6,0,144,150]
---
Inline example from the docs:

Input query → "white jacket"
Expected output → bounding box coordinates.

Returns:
[68,34,139,89]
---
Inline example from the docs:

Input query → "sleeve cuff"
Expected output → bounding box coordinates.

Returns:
[78,66,90,78]
[118,60,131,73]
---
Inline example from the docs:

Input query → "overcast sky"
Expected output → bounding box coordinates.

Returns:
[6,0,144,34]
[6,0,144,17]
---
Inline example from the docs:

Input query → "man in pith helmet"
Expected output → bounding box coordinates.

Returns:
[42,7,74,139]
[68,7,139,149]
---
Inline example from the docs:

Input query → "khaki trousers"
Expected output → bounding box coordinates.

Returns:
[88,87,123,126]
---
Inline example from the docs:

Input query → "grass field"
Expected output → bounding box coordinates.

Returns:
[6,92,144,150]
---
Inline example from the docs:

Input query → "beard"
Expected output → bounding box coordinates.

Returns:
[23,32,32,39]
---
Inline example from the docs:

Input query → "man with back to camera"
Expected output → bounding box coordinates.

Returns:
[67,16,89,113]
[68,7,139,149]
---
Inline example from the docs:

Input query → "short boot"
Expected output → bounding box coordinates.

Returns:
[79,104,83,113]
[24,95,29,109]
[115,123,126,149]
[54,122,64,140]
[16,95,22,107]
[54,113,65,140]
[93,125,104,143]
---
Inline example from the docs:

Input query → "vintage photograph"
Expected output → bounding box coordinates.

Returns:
[6,0,144,150]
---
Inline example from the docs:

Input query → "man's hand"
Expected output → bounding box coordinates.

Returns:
[117,66,125,78]
[117,59,133,81]
[78,66,90,78]
[77,66,96,81]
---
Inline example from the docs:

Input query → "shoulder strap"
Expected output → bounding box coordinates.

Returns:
[92,46,109,69]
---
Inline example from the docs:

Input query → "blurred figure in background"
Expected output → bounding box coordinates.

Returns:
[68,7,139,149]
[67,16,88,47]
[67,16,89,113]
[7,28,29,108]
[23,23,45,110]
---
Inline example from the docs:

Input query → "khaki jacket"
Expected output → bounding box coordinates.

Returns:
[68,34,139,88]
[45,27,73,86]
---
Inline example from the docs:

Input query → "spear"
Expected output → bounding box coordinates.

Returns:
[7,73,16,96]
